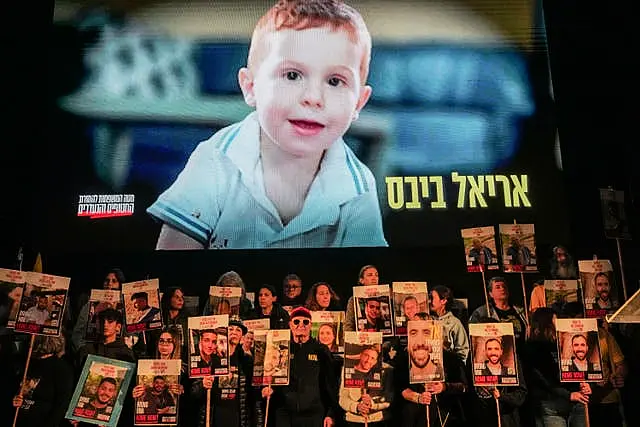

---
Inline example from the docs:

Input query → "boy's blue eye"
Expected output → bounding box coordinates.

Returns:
[328,77,343,87]
[286,71,300,81]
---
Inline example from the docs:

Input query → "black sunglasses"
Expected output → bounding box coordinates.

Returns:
[292,319,310,326]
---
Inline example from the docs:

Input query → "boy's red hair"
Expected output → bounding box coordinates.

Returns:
[248,0,372,84]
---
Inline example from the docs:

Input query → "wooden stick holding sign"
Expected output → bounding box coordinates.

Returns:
[495,389,502,427]
[13,334,35,427]
[264,385,271,427]
[206,388,211,427]
[362,387,368,427]
[512,220,530,326]
[584,402,590,427]
[615,238,628,300]
[481,265,490,314]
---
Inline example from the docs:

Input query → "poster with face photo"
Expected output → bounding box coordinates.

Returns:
[85,289,124,342]
[499,224,538,272]
[122,280,163,334]
[407,320,444,383]
[188,315,229,377]
[578,260,619,318]
[66,355,135,427]
[311,311,344,353]
[134,359,181,426]
[0,268,26,328]
[461,226,499,272]
[343,331,383,389]
[556,318,603,382]
[252,329,290,386]
[392,282,428,335]
[599,188,631,240]
[209,286,242,317]
[243,319,270,355]
[544,280,581,316]
[469,323,519,386]
[15,272,71,336]
[353,285,393,336]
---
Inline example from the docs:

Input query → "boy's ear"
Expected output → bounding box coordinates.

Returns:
[238,67,256,107]
[353,85,372,121]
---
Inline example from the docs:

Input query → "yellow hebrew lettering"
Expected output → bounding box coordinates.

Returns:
[510,175,532,207]
[451,172,467,208]
[495,175,512,207]
[429,176,447,209]
[404,177,422,209]
[385,177,405,210]
[419,176,430,199]
[467,176,488,208]
[485,175,496,197]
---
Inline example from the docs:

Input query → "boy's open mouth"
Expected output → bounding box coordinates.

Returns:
[288,119,325,135]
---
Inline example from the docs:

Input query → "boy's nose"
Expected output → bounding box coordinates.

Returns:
[301,83,324,108]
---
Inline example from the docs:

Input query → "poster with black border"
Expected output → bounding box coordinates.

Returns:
[0,268,26,328]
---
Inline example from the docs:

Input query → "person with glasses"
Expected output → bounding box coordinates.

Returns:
[281,274,305,311]
[71,268,126,354]
[262,307,338,427]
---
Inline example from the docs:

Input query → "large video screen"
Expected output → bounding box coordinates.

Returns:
[47,0,567,250]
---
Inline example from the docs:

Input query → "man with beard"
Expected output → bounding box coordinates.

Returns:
[593,273,616,310]
[194,319,262,427]
[397,314,468,427]
[262,307,338,427]
[358,297,386,332]
[469,239,494,267]
[83,377,118,418]
[568,334,595,372]
[139,376,176,415]
[351,346,381,384]
[408,320,442,382]
[480,338,510,377]
[506,236,532,267]
[23,293,50,325]
[549,246,577,279]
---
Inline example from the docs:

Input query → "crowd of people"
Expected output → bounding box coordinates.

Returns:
[0,256,639,427]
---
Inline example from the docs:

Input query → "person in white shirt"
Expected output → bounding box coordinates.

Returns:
[24,294,50,325]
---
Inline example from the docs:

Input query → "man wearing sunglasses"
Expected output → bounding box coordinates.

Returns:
[262,307,338,427]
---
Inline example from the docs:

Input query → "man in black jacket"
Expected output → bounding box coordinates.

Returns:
[262,307,338,427]
[192,319,262,427]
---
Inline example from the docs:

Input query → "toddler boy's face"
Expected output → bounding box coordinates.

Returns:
[240,27,371,158]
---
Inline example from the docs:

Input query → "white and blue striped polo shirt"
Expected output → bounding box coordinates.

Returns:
[147,112,387,249]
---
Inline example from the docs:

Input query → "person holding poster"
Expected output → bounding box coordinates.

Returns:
[192,319,263,427]
[345,265,379,331]
[469,277,528,345]
[11,336,74,427]
[339,358,394,425]
[430,285,469,362]
[396,313,468,427]
[469,319,527,427]
[261,307,338,427]
[202,271,253,320]
[523,308,592,427]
